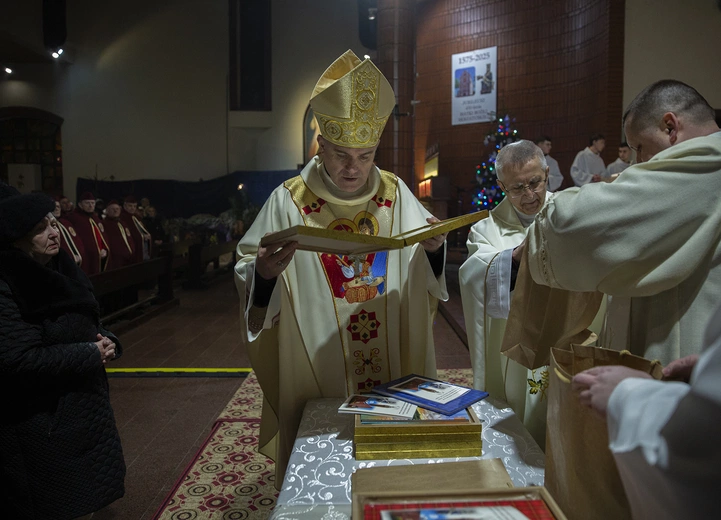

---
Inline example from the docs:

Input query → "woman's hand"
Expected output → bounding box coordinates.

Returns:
[94,334,116,364]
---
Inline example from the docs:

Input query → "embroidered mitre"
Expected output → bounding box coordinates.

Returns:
[310,50,396,148]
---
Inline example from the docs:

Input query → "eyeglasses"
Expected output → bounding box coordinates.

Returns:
[503,178,546,199]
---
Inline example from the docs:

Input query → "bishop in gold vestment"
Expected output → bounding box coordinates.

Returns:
[235,51,448,484]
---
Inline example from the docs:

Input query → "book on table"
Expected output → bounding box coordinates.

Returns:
[338,394,417,419]
[259,210,489,255]
[371,374,489,415]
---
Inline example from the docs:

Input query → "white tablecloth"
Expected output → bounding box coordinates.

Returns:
[271,396,544,519]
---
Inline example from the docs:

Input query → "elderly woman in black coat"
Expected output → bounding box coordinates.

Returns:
[0,183,125,519]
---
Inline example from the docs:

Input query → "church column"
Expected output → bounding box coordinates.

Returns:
[376,0,415,188]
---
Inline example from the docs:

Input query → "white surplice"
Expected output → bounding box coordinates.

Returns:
[606,303,721,520]
[234,157,447,483]
[459,195,556,445]
[527,132,721,363]
[605,157,630,176]
[546,155,564,191]
[570,146,606,186]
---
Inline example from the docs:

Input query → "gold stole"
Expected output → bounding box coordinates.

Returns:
[116,221,133,253]
[57,221,81,262]
[284,171,398,394]
[89,218,110,272]
[131,215,151,259]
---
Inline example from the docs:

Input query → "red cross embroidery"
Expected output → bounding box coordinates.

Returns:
[372,194,392,208]
[302,198,326,214]
[358,378,381,392]
[347,309,380,344]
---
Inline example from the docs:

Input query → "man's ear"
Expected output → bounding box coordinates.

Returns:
[316,135,325,155]
[662,112,680,145]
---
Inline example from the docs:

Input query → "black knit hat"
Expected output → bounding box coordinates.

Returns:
[0,183,56,245]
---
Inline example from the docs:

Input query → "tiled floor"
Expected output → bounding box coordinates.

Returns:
[95,267,471,519]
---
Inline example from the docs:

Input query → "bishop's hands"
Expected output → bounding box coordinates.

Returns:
[420,217,448,253]
[572,365,653,418]
[256,235,298,280]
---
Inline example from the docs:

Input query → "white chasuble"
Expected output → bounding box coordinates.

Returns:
[234,157,447,484]
[527,132,721,364]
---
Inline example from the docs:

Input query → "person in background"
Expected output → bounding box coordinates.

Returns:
[53,198,84,266]
[570,133,606,185]
[534,136,564,191]
[103,200,134,270]
[143,205,167,245]
[59,195,73,217]
[121,196,151,262]
[65,191,110,275]
[606,142,633,176]
[0,182,125,519]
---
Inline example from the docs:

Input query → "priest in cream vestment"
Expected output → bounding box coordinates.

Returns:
[524,80,721,364]
[235,51,448,484]
[460,140,604,446]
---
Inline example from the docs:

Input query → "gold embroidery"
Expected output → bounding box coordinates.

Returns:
[527,368,550,400]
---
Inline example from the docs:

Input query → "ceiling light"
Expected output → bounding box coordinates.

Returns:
[57,48,64,55]
[4,67,12,74]
[364,55,370,60]
[52,52,59,59]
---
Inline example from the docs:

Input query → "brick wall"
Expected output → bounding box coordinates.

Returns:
[414,0,625,214]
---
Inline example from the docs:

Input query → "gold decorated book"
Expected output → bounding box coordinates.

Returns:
[259,210,489,255]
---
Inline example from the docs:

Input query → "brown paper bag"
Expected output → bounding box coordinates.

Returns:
[545,344,663,520]
[501,252,603,369]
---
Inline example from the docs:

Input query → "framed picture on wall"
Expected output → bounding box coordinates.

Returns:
[301,105,321,168]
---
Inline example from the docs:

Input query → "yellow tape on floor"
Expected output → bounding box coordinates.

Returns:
[106,368,252,373]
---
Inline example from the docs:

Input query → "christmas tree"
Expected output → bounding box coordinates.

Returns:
[472,114,519,210]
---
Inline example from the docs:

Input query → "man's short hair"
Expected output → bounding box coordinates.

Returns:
[496,140,547,182]
[589,133,605,146]
[534,135,552,145]
[622,80,715,134]
[619,142,630,148]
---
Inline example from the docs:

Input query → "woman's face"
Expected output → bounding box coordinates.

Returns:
[18,214,61,261]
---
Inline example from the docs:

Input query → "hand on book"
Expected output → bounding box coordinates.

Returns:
[420,217,448,253]
[256,235,298,280]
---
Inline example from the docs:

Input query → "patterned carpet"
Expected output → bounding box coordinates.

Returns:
[152,369,473,519]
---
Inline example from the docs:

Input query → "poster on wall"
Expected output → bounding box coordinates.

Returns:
[451,46,497,126]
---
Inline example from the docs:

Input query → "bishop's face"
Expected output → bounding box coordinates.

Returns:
[318,136,377,193]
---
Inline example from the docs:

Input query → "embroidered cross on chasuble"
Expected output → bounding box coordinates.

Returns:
[285,171,399,395]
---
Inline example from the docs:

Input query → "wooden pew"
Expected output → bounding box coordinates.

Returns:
[183,240,238,289]
[90,251,178,331]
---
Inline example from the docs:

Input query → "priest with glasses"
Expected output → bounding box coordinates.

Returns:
[460,140,602,446]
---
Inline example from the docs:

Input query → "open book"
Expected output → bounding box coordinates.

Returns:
[259,210,489,255]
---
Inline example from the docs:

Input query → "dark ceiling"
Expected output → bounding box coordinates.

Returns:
[0,33,51,65]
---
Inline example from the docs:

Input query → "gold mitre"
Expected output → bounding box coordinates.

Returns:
[310,50,395,148]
